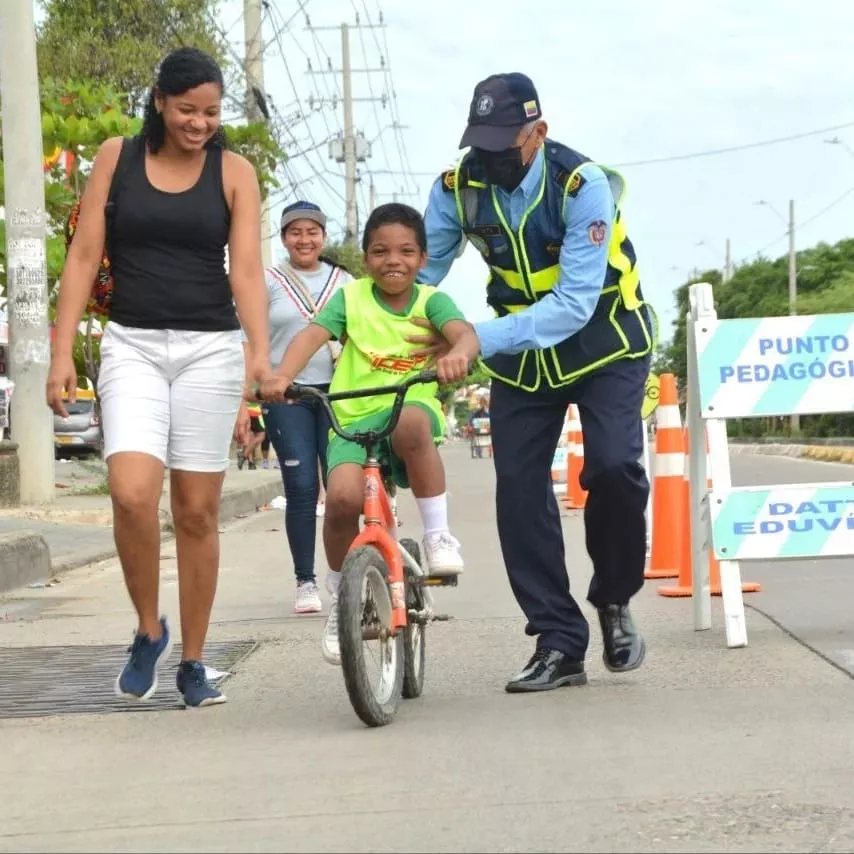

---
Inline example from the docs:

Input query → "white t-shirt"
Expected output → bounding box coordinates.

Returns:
[264,261,353,385]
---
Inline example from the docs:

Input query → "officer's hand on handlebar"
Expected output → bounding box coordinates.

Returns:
[260,375,294,404]
[406,317,450,362]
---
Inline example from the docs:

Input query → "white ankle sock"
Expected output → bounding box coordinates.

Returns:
[416,493,449,536]
[326,570,341,598]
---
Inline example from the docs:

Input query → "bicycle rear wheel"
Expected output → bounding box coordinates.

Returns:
[400,538,426,700]
[338,545,404,727]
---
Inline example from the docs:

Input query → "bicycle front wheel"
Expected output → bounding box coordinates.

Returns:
[338,545,404,727]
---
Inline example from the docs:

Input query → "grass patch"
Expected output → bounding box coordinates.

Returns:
[70,478,111,496]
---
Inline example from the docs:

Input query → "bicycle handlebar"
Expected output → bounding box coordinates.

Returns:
[258,370,440,448]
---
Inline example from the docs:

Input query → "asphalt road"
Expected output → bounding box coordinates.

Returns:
[0,443,853,852]
[729,454,854,676]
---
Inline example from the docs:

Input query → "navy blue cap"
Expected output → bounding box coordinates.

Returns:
[459,73,542,151]
[280,200,326,232]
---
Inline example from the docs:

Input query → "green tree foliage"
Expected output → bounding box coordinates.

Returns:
[658,238,854,437]
[36,0,228,114]
[1,0,286,387]
[321,242,368,278]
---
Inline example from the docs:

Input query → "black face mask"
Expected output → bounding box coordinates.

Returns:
[475,146,532,192]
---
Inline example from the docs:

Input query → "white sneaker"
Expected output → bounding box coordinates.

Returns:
[422,531,464,577]
[321,596,340,665]
[294,581,322,614]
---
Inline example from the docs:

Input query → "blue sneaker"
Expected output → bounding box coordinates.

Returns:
[114,617,173,700]
[176,660,228,708]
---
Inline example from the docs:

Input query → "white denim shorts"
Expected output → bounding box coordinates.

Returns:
[98,321,245,473]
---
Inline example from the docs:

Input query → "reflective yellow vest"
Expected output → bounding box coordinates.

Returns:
[443,140,656,391]
[329,278,445,431]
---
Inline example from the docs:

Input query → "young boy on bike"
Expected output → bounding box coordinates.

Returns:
[261,202,480,664]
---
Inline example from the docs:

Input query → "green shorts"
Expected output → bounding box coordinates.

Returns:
[327,402,443,489]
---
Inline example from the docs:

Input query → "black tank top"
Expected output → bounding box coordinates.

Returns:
[109,137,239,331]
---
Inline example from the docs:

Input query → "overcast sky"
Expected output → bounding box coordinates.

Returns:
[215,0,854,341]
[21,0,851,342]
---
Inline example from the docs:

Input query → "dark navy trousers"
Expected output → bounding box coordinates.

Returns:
[490,356,650,659]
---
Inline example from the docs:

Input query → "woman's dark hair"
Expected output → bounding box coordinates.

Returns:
[318,254,354,276]
[142,47,227,153]
[361,203,427,253]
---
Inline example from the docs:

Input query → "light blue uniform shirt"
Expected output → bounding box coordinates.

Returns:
[419,147,616,360]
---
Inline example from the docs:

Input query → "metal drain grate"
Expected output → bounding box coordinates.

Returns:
[0,640,258,719]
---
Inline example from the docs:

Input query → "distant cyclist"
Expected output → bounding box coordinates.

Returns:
[237,401,266,470]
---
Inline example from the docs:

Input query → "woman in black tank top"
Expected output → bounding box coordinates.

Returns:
[46,47,272,708]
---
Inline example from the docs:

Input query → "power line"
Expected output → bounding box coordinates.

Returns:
[752,185,854,257]
[264,1,348,209]
[614,120,854,168]
[367,1,418,195]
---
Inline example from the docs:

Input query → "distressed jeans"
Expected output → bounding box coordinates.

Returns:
[262,387,330,584]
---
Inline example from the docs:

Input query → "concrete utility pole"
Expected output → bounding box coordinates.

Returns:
[307,20,386,245]
[724,237,733,284]
[787,199,799,432]
[340,24,358,243]
[787,199,797,317]
[0,0,56,504]
[244,0,273,267]
[754,196,800,431]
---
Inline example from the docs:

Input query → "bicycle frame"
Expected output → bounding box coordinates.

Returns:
[350,455,408,630]
[258,370,445,632]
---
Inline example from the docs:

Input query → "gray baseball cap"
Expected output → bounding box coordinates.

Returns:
[280,200,327,232]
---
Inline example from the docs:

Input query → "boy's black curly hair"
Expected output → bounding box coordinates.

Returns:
[361,203,427,253]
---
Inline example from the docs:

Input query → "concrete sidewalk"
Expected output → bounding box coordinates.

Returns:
[0,459,286,591]
[0,442,852,852]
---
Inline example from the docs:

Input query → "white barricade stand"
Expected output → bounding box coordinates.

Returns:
[686,281,854,648]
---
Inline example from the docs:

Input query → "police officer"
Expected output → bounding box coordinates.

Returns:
[413,72,656,692]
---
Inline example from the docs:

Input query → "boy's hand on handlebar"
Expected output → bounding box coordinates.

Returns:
[260,375,294,403]
[435,345,476,384]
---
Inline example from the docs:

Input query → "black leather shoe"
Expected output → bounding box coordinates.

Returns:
[597,604,646,672]
[505,648,587,693]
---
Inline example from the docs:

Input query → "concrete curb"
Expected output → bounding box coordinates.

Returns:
[729,442,854,464]
[0,532,51,595]
[0,478,285,593]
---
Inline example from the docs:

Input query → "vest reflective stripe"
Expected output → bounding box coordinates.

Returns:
[490,264,560,298]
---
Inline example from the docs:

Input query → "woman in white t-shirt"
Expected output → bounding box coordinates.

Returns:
[262,201,354,614]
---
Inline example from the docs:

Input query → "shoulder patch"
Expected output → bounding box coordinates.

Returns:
[441,168,461,192]
[557,169,586,198]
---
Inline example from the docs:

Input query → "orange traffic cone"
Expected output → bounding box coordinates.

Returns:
[658,432,693,596]
[564,404,587,510]
[660,426,761,597]
[645,374,684,580]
